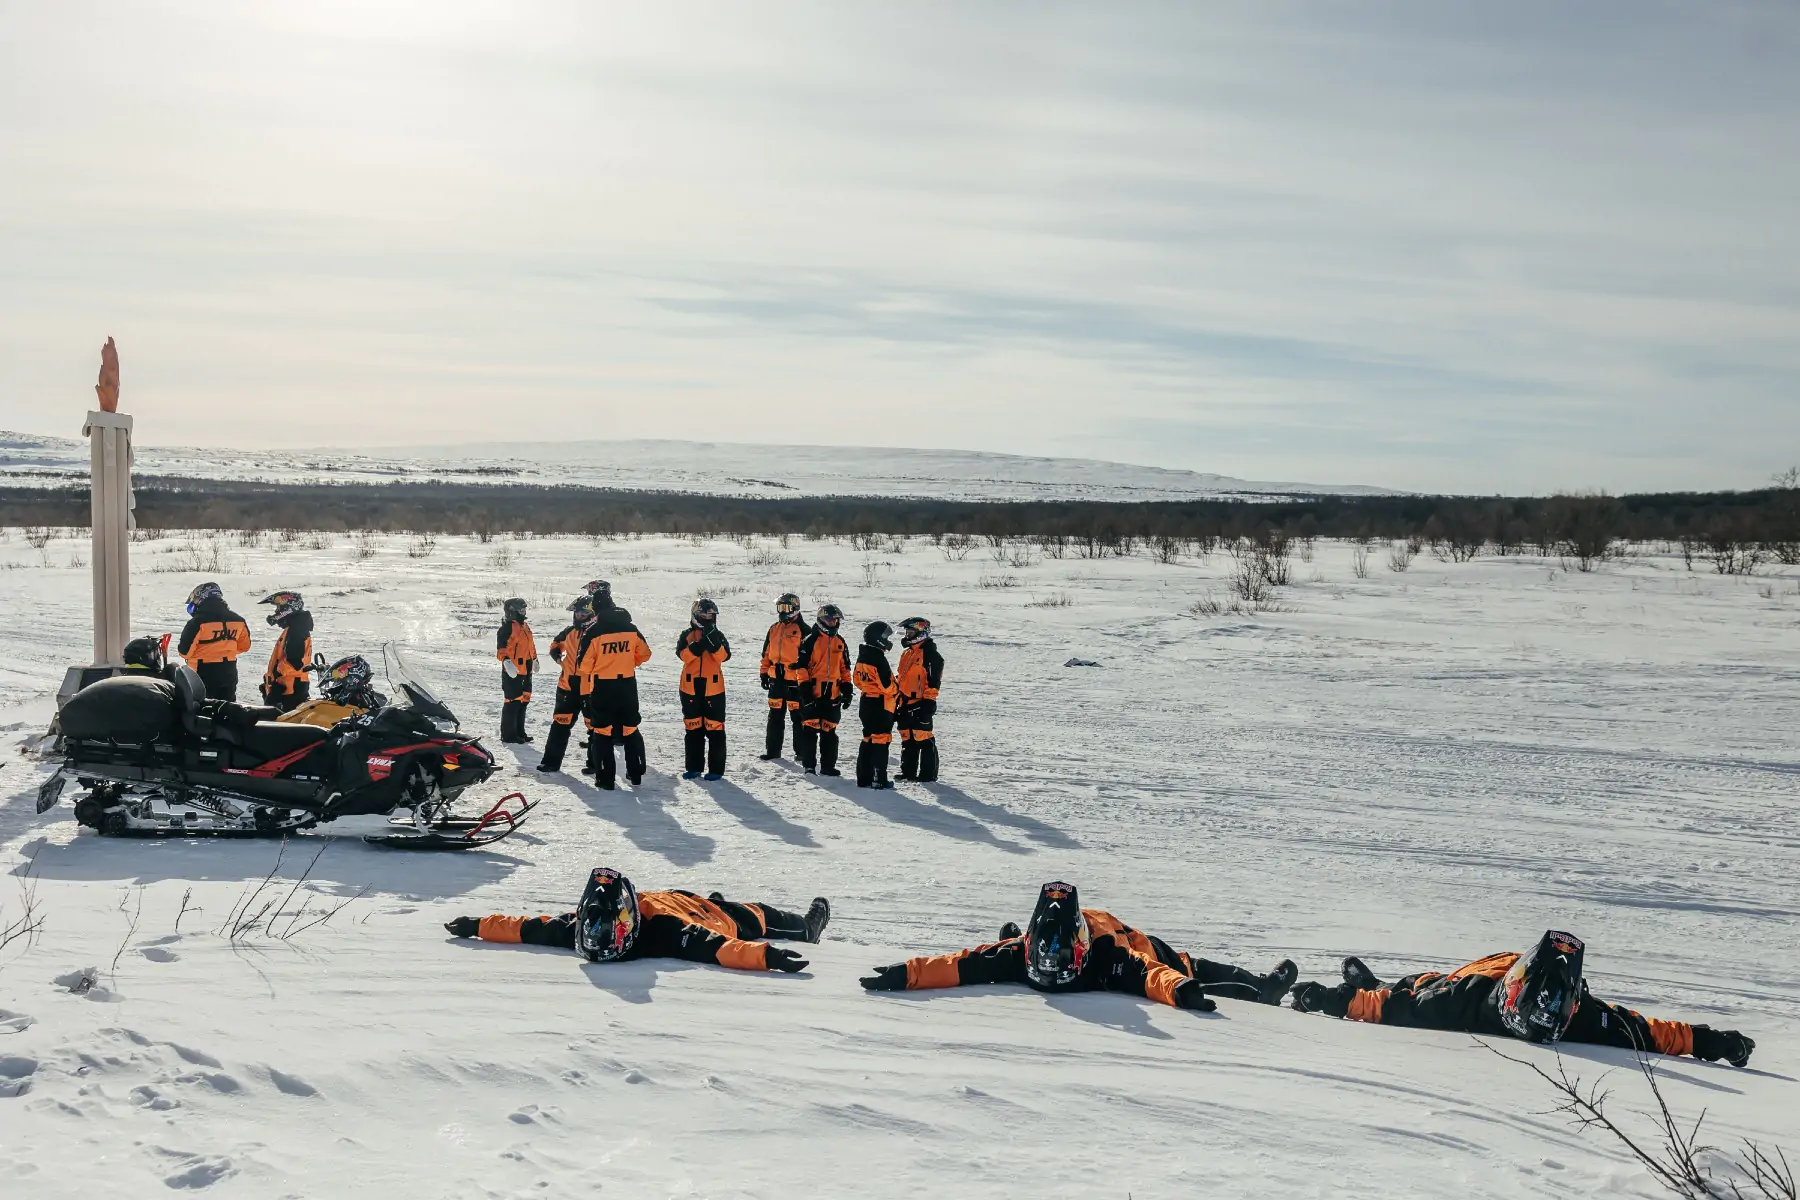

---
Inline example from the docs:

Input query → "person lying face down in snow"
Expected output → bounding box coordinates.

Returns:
[445,868,830,973]
[858,881,1297,1011]
[1289,930,1755,1067]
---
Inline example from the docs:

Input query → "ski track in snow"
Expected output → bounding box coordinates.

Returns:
[0,529,1796,1198]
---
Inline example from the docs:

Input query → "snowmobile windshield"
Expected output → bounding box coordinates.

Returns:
[381,643,460,729]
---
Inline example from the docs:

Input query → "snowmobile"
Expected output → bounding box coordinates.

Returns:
[37,645,533,850]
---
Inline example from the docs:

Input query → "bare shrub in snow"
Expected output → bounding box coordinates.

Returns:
[353,530,379,560]
[1027,593,1073,608]
[1230,544,1275,603]
[24,525,53,565]
[978,574,1020,589]
[1351,543,1372,578]
[407,533,437,559]
[1189,593,1223,617]
[1295,537,1315,564]
[485,545,515,571]
[941,533,975,561]
[1153,535,1183,564]
[0,856,44,963]
[1488,1041,1795,1200]
[849,532,881,552]
[1035,533,1068,560]
[1007,545,1039,569]
[859,559,889,588]
[744,546,790,568]
[1387,540,1416,573]
[988,538,1012,565]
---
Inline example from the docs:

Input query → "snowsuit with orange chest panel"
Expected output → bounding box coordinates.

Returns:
[496,616,537,743]
[179,596,252,701]
[1298,952,1750,1064]
[261,609,313,713]
[677,623,731,776]
[471,891,815,970]
[577,609,653,788]
[872,909,1284,1007]
[537,622,586,771]
[794,626,853,774]
[760,615,810,758]
[896,637,943,782]
[854,642,898,788]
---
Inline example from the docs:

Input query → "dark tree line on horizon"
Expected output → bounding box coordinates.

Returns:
[1,476,1797,571]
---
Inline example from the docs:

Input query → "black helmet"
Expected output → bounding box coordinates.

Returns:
[320,654,374,704]
[1496,930,1585,1044]
[584,579,613,609]
[122,635,166,673]
[575,867,640,963]
[815,603,844,633]
[863,621,893,651]
[692,598,719,628]
[569,595,596,629]
[185,582,222,616]
[776,592,802,621]
[899,616,931,646]
[259,590,304,626]
[1023,881,1091,991]
[503,597,528,621]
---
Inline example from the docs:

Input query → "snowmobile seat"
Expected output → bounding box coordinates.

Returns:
[172,665,210,736]
[238,721,329,762]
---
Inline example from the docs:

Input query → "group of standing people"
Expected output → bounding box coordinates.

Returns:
[498,584,945,790]
[159,581,316,711]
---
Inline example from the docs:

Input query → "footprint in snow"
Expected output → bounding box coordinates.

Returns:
[0,1009,34,1036]
[131,1085,180,1111]
[0,1056,37,1098]
[175,1071,241,1094]
[169,1044,222,1068]
[141,946,179,963]
[267,1068,317,1097]
[161,1155,234,1190]
[622,1069,650,1084]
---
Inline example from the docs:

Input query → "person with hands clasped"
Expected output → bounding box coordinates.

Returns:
[793,604,853,776]
[678,598,731,780]
[496,597,537,744]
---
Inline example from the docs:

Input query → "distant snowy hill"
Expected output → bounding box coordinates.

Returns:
[0,431,1389,502]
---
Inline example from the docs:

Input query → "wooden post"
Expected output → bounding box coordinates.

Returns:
[84,409,134,665]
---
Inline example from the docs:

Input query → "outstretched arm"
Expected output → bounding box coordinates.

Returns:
[861,938,1027,991]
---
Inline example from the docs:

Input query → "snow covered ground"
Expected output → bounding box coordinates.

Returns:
[0,431,1390,502]
[1,528,1796,1198]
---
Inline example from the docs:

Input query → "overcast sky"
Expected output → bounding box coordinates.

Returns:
[3,2,1796,493]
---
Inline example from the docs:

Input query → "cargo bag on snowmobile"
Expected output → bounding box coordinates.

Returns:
[59,675,180,743]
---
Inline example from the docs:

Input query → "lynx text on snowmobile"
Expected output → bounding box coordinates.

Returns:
[38,644,534,850]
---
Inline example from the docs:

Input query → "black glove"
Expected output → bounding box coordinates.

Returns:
[1693,1026,1755,1068]
[839,692,854,711]
[1172,979,1217,1012]
[1290,981,1329,1014]
[859,964,908,991]
[912,699,937,720]
[444,917,479,938]
[765,946,809,973]
[760,674,773,691]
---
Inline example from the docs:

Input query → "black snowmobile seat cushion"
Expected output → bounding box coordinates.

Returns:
[239,722,329,762]
[59,674,179,742]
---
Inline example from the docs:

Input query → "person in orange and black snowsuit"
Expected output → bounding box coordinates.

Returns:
[853,621,898,790]
[1289,931,1755,1067]
[894,616,943,782]
[178,582,251,701]
[859,881,1297,1010]
[678,598,731,780]
[495,597,537,744]
[576,603,653,789]
[758,592,809,761]
[536,596,595,774]
[793,603,852,776]
[444,867,831,973]
[257,590,313,713]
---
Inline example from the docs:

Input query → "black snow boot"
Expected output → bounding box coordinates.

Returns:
[916,739,938,783]
[685,730,706,775]
[803,897,831,943]
[794,725,817,773]
[818,730,841,776]
[899,742,919,781]
[1341,956,1385,992]
[763,709,785,759]
[855,742,875,787]
[1259,959,1299,1005]
[871,742,892,789]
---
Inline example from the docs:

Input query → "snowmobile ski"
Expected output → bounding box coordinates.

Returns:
[363,792,538,850]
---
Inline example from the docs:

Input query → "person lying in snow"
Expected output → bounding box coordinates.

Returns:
[445,867,830,972]
[858,880,1297,1010]
[1289,930,1755,1067]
